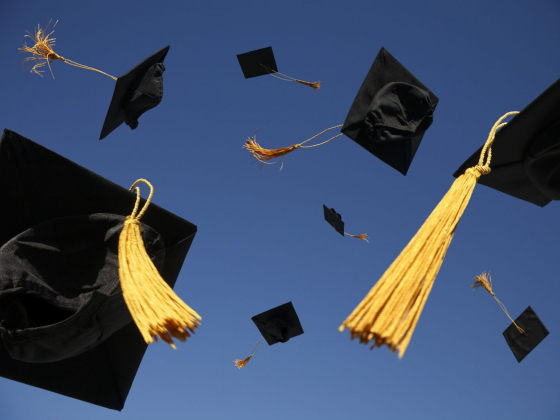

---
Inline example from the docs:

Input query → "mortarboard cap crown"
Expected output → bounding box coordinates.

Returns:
[454,78,560,206]
[251,302,304,346]
[100,46,170,140]
[341,47,439,175]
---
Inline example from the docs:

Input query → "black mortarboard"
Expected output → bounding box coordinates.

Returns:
[99,46,170,140]
[0,129,197,410]
[237,46,278,79]
[251,302,304,346]
[341,47,439,175]
[454,79,560,207]
[503,306,549,363]
[323,205,344,236]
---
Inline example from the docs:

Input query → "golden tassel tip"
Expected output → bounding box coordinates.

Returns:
[234,355,253,369]
[19,20,64,77]
[243,134,299,165]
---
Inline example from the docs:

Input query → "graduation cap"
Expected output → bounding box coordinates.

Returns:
[0,129,200,409]
[503,306,549,363]
[454,78,560,207]
[237,46,320,89]
[19,21,169,140]
[323,205,369,242]
[243,47,438,174]
[339,112,518,358]
[234,302,304,369]
[472,273,549,362]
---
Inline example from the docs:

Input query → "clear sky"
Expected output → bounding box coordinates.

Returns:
[1,0,560,419]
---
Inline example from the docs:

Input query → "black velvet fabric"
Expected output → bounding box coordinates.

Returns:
[0,214,164,363]
[453,78,560,207]
[0,129,197,410]
[341,47,439,175]
[99,46,169,140]
[251,302,304,346]
[502,306,549,363]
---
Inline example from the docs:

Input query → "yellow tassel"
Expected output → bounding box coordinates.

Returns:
[243,125,343,170]
[233,355,253,369]
[119,179,201,348]
[259,63,320,90]
[339,112,519,358]
[473,272,524,334]
[345,233,369,243]
[19,20,116,80]
[234,337,264,369]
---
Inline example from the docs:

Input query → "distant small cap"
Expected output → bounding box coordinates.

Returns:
[453,78,560,207]
[99,46,170,140]
[323,205,344,236]
[341,47,439,175]
[503,306,549,363]
[237,46,278,79]
[251,301,304,346]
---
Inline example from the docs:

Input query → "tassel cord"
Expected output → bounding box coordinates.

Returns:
[258,63,320,90]
[234,337,265,369]
[473,273,524,334]
[20,21,116,80]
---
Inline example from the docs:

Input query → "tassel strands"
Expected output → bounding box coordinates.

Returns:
[472,272,524,333]
[19,20,116,80]
[119,179,201,348]
[234,337,264,369]
[243,125,343,170]
[339,112,520,358]
[345,232,369,243]
[259,63,320,90]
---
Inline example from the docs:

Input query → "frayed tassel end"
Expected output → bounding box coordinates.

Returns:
[472,272,493,295]
[296,80,321,90]
[243,132,299,169]
[345,233,369,243]
[234,355,253,369]
[19,20,64,78]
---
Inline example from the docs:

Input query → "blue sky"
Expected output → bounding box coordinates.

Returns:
[1,0,560,419]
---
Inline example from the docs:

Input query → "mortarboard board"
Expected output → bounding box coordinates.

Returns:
[503,306,549,363]
[234,302,304,369]
[0,129,197,410]
[323,205,369,242]
[237,46,278,79]
[251,301,304,346]
[323,205,344,236]
[19,22,169,141]
[341,47,439,175]
[99,46,170,140]
[454,78,560,207]
[243,47,436,174]
[237,46,320,89]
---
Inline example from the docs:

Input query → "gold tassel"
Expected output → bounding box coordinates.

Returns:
[243,125,343,170]
[259,63,320,90]
[339,112,519,358]
[119,179,201,348]
[19,20,116,80]
[234,337,264,369]
[234,355,253,369]
[345,232,369,243]
[472,272,524,333]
